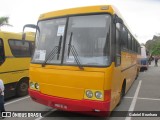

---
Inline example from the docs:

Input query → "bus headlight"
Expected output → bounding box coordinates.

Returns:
[30,82,34,88]
[35,83,39,89]
[95,91,103,99]
[86,90,93,98]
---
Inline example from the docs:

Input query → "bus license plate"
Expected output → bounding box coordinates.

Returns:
[54,103,67,109]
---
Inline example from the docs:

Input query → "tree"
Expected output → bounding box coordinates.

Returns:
[145,35,160,56]
[0,16,12,29]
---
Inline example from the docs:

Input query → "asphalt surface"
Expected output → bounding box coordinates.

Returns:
[3,61,160,120]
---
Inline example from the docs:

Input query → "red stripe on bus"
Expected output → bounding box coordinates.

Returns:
[29,89,111,116]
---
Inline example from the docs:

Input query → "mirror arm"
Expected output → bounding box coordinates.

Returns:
[113,15,123,24]
[22,24,39,41]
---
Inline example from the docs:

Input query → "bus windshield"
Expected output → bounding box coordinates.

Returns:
[32,14,111,66]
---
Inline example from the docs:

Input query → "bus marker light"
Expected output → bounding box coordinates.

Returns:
[101,6,109,10]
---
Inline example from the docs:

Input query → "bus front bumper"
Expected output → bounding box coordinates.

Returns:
[29,89,110,116]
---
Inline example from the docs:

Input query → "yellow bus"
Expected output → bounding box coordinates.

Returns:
[23,5,141,116]
[0,31,34,98]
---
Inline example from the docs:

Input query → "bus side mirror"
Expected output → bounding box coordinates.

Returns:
[22,33,26,41]
[113,15,123,24]
[116,18,123,24]
[22,24,40,41]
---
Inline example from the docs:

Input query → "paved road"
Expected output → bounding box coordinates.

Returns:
[3,61,160,120]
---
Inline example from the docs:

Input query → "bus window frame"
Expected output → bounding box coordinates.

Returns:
[0,38,5,65]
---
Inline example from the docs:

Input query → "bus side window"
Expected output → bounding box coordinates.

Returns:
[128,33,132,50]
[121,27,128,49]
[9,40,30,57]
[115,23,122,66]
[0,39,5,65]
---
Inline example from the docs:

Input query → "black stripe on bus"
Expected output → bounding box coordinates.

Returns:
[121,64,137,72]
[0,69,29,74]
[5,56,30,58]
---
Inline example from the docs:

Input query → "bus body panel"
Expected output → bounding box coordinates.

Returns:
[0,58,29,84]
[110,51,138,111]
[29,64,114,115]
[121,51,138,90]
[30,64,115,100]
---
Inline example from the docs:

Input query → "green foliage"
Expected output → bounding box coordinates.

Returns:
[0,16,11,28]
[145,35,160,55]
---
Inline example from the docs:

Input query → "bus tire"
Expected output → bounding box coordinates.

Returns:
[16,78,29,97]
[135,70,139,80]
[117,80,126,106]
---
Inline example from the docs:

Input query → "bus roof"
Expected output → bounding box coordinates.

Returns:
[39,5,115,20]
[0,31,35,41]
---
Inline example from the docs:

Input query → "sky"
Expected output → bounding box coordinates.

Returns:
[0,0,160,43]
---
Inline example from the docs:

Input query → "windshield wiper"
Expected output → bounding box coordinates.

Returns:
[57,36,62,60]
[42,36,62,67]
[68,32,84,70]
[41,46,58,67]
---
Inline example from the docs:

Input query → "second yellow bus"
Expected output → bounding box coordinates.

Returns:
[0,31,34,98]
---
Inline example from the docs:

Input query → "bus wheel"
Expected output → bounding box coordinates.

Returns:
[117,81,126,106]
[16,79,29,97]
[135,70,139,80]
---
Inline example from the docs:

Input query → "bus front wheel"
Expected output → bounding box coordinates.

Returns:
[16,79,29,97]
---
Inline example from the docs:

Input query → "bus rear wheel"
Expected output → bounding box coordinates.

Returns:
[16,79,29,97]
[135,71,139,80]
[117,81,126,106]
